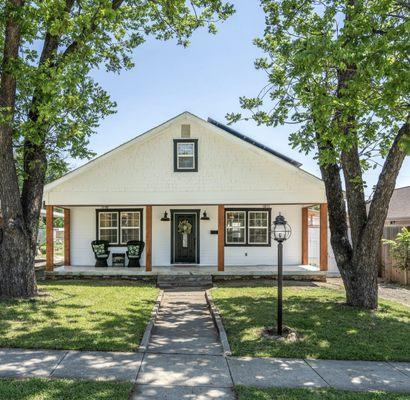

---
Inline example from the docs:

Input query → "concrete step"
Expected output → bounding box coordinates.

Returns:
[157,274,213,289]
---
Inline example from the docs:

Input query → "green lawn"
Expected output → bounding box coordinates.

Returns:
[0,280,158,351]
[0,378,132,400]
[236,386,410,400]
[212,285,410,361]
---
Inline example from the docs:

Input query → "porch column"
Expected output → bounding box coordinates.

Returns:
[146,205,152,272]
[46,205,54,271]
[320,203,328,271]
[218,204,225,271]
[301,207,308,265]
[64,208,71,266]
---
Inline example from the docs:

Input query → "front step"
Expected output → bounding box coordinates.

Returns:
[157,274,213,289]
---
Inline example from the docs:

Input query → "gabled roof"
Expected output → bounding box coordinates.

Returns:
[45,111,318,193]
[207,118,302,167]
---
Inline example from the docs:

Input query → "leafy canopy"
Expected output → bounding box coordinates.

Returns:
[227,0,409,168]
[2,0,234,171]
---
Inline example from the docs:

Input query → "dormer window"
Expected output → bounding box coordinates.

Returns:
[174,139,198,172]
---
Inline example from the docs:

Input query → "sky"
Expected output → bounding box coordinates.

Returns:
[85,0,410,196]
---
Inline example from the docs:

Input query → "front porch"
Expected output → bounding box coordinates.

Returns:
[49,264,325,280]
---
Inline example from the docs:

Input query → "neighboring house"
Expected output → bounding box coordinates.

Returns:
[43,112,331,274]
[379,187,410,285]
[385,186,410,226]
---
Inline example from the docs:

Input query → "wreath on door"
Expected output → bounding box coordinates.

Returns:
[178,220,192,235]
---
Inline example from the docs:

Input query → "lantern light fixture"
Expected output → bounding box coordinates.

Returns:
[272,213,292,243]
[271,213,292,336]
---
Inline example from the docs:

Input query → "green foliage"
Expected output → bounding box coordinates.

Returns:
[2,0,234,174]
[227,0,409,169]
[383,227,410,271]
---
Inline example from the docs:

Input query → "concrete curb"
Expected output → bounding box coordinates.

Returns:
[205,289,232,356]
[138,290,164,353]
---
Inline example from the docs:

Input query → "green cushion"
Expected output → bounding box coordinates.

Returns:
[128,245,140,257]
[93,244,106,256]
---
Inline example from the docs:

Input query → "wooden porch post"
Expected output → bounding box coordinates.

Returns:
[64,208,71,266]
[301,207,308,265]
[146,205,152,272]
[320,203,328,271]
[218,205,225,271]
[46,205,54,271]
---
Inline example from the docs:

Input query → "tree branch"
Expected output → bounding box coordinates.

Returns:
[363,118,409,249]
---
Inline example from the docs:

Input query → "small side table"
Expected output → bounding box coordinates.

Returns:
[112,253,125,267]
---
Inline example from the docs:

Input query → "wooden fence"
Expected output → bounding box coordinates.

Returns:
[380,225,410,285]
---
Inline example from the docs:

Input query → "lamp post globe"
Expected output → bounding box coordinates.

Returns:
[271,213,291,336]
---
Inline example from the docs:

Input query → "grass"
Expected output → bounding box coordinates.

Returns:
[0,378,132,400]
[0,280,158,351]
[236,386,410,400]
[212,284,410,361]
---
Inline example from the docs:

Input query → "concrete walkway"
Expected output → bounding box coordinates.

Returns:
[131,289,234,399]
[0,289,409,398]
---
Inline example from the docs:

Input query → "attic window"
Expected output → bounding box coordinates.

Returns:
[174,139,198,172]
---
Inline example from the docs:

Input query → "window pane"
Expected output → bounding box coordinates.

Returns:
[178,156,194,169]
[121,228,140,243]
[249,228,268,244]
[100,212,118,228]
[226,211,245,228]
[121,212,140,228]
[249,211,268,227]
[99,228,118,244]
[227,228,245,243]
[177,142,194,156]
[226,211,246,243]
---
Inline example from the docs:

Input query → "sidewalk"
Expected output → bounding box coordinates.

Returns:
[0,289,409,399]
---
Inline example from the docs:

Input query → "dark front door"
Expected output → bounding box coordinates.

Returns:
[173,213,197,263]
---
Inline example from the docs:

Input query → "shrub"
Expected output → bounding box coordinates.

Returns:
[383,228,410,271]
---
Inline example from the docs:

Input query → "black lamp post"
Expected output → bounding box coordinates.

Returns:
[272,213,292,335]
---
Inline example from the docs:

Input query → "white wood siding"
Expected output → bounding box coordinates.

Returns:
[45,113,325,206]
[69,205,304,267]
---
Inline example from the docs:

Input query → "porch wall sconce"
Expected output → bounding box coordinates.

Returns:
[200,210,210,220]
[160,211,170,221]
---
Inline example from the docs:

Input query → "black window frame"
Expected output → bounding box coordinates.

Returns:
[173,139,198,172]
[96,208,144,247]
[225,208,271,247]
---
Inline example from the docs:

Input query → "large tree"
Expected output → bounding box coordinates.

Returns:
[0,0,234,298]
[228,0,409,309]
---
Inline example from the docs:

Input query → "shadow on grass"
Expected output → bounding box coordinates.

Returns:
[0,378,133,400]
[0,280,157,352]
[235,386,410,400]
[214,287,410,361]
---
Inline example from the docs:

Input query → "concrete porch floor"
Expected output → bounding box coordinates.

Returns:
[49,264,325,279]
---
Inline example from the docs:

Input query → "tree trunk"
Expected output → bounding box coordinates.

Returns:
[320,121,408,309]
[0,0,37,298]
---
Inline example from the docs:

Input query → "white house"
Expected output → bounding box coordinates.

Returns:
[44,112,333,276]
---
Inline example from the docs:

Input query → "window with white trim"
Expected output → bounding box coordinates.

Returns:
[120,211,141,244]
[174,139,198,171]
[97,209,142,245]
[98,212,118,244]
[225,209,271,246]
[226,211,246,244]
[248,211,269,244]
